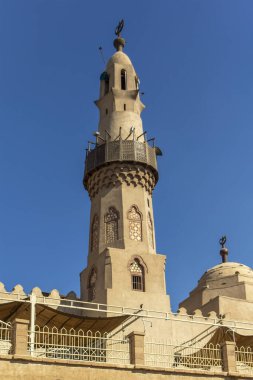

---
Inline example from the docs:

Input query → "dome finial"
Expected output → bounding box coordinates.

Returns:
[114,19,125,52]
[219,235,228,263]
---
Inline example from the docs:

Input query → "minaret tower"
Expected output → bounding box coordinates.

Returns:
[80,22,171,312]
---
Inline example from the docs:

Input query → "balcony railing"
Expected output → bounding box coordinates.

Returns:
[0,321,12,354]
[144,339,223,372]
[29,326,130,365]
[84,140,158,177]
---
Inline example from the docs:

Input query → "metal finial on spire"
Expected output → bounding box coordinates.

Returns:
[115,19,124,37]
[219,235,228,263]
[113,19,125,52]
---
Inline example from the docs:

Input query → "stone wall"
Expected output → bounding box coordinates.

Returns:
[0,355,248,380]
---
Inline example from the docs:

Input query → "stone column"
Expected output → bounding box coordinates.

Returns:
[12,318,29,355]
[222,341,237,372]
[127,331,145,365]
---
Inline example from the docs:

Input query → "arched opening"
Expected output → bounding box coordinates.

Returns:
[135,76,140,90]
[87,267,97,301]
[104,207,119,244]
[130,259,145,291]
[124,104,126,111]
[127,205,142,242]
[104,78,109,94]
[121,69,127,90]
[100,71,109,95]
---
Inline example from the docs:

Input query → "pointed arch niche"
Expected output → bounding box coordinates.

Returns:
[128,257,146,292]
[127,205,142,242]
[87,267,97,302]
[104,207,119,244]
[91,215,99,253]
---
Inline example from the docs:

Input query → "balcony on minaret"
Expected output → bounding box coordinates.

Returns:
[84,139,158,184]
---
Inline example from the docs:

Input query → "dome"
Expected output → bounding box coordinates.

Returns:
[199,262,253,284]
[106,51,132,69]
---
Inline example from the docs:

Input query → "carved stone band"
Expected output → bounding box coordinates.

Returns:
[84,163,157,199]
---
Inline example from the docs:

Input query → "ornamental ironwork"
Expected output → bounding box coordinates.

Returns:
[130,259,144,291]
[84,140,157,179]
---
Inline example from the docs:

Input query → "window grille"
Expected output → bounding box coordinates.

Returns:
[105,207,119,244]
[91,215,99,253]
[130,259,144,291]
[128,206,142,242]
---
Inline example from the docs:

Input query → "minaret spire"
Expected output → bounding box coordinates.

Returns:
[113,19,125,51]
[219,235,229,263]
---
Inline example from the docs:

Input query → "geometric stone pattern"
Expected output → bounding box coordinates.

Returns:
[91,215,99,253]
[85,163,157,199]
[128,206,142,242]
[105,207,119,244]
[130,260,143,273]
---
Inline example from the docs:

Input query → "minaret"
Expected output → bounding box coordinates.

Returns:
[80,22,171,312]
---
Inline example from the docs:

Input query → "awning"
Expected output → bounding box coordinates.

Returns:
[0,301,129,333]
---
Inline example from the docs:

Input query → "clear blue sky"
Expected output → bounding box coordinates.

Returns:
[0,0,253,311]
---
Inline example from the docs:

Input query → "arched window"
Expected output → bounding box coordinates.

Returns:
[100,71,109,95]
[121,69,127,90]
[104,78,109,94]
[128,205,142,242]
[135,76,140,90]
[87,267,97,301]
[148,212,154,248]
[130,259,144,291]
[105,207,119,244]
[91,215,99,253]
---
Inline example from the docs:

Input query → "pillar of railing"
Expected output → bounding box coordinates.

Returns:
[127,331,145,366]
[222,341,237,372]
[30,293,36,356]
[12,318,29,356]
[133,141,136,161]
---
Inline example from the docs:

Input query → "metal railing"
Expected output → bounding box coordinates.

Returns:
[84,140,157,176]
[144,340,222,372]
[236,346,253,374]
[28,326,130,365]
[0,320,12,354]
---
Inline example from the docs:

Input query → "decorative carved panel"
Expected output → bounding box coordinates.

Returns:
[128,206,142,242]
[91,215,99,253]
[105,207,119,244]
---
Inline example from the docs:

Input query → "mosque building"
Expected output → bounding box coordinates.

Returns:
[0,21,253,380]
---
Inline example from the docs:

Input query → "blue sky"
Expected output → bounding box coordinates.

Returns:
[0,0,253,311]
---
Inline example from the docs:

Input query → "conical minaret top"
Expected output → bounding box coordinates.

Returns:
[95,20,145,142]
